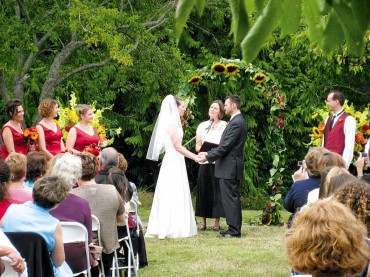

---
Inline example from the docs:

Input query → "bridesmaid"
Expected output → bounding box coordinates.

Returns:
[36,98,65,159]
[1,99,27,160]
[66,104,99,154]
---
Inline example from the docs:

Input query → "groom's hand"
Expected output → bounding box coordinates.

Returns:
[197,152,208,163]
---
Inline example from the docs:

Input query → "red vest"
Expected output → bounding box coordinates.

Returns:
[324,113,348,155]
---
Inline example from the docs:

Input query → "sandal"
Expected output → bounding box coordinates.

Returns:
[199,224,207,231]
[212,225,221,231]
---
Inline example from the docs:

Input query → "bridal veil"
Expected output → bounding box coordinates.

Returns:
[146,95,181,161]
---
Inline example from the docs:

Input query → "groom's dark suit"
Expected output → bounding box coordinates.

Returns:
[206,113,247,236]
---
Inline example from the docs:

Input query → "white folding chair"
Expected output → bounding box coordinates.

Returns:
[1,256,20,277]
[91,214,105,277]
[60,222,91,277]
[111,201,139,277]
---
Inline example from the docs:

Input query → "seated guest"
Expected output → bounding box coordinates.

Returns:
[36,98,65,159]
[72,152,124,276]
[24,151,47,191]
[355,149,370,183]
[284,147,328,227]
[5,153,32,203]
[333,179,370,236]
[0,230,26,275]
[305,152,346,205]
[317,166,353,199]
[0,160,20,219]
[117,153,148,268]
[95,147,119,184]
[105,167,133,275]
[285,199,370,277]
[0,176,73,277]
[49,153,99,275]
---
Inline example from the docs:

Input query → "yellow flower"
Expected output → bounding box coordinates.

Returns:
[187,76,202,85]
[23,129,29,137]
[312,127,323,137]
[211,63,226,75]
[311,113,318,119]
[225,63,240,75]
[253,73,267,83]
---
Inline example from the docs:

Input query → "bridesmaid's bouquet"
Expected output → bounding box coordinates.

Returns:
[24,127,38,144]
[24,127,39,151]
[84,143,100,156]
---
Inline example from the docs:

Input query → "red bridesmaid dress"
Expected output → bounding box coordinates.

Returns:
[0,125,28,160]
[37,123,63,156]
[73,127,99,152]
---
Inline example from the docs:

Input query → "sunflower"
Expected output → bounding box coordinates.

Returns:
[312,127,323,137]
[187,75,202,85]
[225,63,240,75]
[211,63,226,75]
[253,73,267,83]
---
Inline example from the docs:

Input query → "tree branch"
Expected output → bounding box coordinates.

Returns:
[56,57,113,85]
[0,72,9,102]
[143,1,176,29]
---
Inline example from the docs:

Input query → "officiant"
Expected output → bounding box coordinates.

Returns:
[195,100,227,231]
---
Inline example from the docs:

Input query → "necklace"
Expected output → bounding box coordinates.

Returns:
[9,120,23,133]
[43,120,55,129]
[78,123,91,131]
[211,120,221,130]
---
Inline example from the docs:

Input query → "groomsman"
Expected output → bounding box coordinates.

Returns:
[198,95,247,238]
[323,91,356,168]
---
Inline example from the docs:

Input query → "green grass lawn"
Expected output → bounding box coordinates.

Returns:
[137,191,291,277]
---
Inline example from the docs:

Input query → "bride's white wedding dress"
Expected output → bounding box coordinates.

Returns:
[145,123,197,239]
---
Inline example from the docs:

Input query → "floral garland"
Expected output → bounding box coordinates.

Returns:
[182,58,285,226]
[309,101,369,156]
[56,92,121,148]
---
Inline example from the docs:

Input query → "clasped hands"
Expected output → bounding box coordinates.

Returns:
[194,152,208,163]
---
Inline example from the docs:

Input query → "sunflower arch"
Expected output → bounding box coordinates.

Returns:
[179,58,286,226]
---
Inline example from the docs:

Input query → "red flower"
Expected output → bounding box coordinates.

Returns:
[362,125,370,132]
[65,126,71,132]
[84,143,100,156]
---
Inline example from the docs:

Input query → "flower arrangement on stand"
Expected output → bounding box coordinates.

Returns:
[309,101,369,159]
[57,92,121,150]
[24,127,39,151]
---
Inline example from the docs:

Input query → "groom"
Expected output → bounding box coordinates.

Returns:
[198,95,247,238]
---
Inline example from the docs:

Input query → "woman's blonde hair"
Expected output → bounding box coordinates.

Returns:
[38,98,58,118]
[285,199,369,276]
[76,104,92,121]
[304,147,328,176]
[5,153,27,181]
[318,166,350,199]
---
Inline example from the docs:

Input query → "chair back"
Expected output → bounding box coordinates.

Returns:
[60,222,91,277]
[91,214,105,277]
[5,232,54,277]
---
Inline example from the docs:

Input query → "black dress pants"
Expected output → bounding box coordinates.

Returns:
[219,178,242,235]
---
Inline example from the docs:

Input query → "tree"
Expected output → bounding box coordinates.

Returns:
[175,0,370,63]
[0,0,176,105]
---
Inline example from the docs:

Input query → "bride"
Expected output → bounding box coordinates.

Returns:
[145,95,198,239]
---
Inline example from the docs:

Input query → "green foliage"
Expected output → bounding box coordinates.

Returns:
[175,0,370,62]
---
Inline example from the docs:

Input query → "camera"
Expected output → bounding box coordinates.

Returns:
[297,160,306,167]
